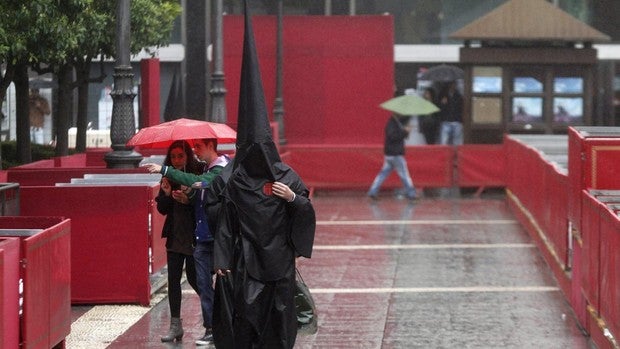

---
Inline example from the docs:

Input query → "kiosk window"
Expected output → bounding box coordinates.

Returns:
[512,97,543,123]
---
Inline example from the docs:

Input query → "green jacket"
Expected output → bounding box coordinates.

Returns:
[160,164,222,187]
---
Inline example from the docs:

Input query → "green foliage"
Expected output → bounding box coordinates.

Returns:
[91,0,182,58]
[0,141,74,169]
[1,0,182,74]
[130,0,182,55]
[0,26,7,59]
[0,0,182,162]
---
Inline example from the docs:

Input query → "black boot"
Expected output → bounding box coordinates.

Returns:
[161,317,184,342]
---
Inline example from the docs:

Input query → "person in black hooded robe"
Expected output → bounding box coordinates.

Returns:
[212,2,316,348]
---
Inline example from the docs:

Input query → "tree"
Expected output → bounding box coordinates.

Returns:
[71,0,180,152]
[0,0,181,160]
[0,0,64,163]
[69,0,181,154]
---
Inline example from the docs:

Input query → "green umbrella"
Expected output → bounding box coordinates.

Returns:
[379,94,440,116]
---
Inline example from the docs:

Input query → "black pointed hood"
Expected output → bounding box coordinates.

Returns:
[213,2,315,296]
[233,0,280,181]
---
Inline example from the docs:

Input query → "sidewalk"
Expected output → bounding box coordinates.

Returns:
[68,191,594,348]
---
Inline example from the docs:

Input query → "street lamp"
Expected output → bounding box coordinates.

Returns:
[209,0,227,123]
[104,0,142,168]
[273,0,286,144]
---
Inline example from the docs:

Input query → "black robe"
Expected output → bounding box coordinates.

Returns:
[213,161,315,349]
[212,2,315,348]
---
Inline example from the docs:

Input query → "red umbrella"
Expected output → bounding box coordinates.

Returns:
[126,118,237,149]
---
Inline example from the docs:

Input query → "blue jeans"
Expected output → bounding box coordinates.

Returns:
[193,241,214,328]
[439,121,463,145]
[367,155,416,199]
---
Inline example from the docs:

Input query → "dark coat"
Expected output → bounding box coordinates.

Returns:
[384,115,411,156]
[213,161,315,349]
[438,90,463,123]
[214,162,315,281]
[155,187,195,256]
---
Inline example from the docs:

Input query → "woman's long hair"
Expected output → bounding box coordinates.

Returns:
[162,140,204,184]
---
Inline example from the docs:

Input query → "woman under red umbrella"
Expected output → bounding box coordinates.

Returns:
[155,140,203,342]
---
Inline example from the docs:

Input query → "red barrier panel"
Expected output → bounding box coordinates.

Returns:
[85,149,111,167]
[507,130,620,349]
[457,144,506,187]
[151,205,167,275]
[7,167,148,187]
[21,219,71,349]
[599,205,620,342]
[580,192,603,315]
[542,161,569,268]
[0,237,20,349]
[224,15,393,145]
[568,127,620,236]
[19,186,164,305]
[505,138,547,219]
[570,232,587,328]
[579,195,620,349]
[0,217,71,349]
[283,144,453,189]
[504,136,571,296]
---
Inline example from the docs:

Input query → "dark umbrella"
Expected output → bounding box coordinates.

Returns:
[213,274,235,348]
[419,64,464,82]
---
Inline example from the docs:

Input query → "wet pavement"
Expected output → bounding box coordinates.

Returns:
[67,191,594,348]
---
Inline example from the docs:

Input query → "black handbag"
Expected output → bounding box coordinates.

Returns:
[295,268,318,334]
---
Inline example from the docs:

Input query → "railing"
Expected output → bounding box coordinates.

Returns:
[0,217,71,349]
[505,127,620,349]
[0,182,19,216]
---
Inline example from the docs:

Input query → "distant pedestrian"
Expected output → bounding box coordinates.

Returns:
[438,81,464,145]
[367,113,417,201]
[29,89,50,144]
[418,87,441,144]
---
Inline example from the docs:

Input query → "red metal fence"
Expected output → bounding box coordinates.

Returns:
[505,127,620,349]
[0,216,71,349]
[0,237,20,349]
[284,144,505,190]
[19,185,165,305]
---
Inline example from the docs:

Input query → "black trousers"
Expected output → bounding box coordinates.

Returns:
[167,251,198,318]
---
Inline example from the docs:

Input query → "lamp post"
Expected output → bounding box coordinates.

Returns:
[273,0,286,144]
[209,0,227,123]
[104,0,142,168]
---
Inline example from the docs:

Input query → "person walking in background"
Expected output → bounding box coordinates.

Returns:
[29,89,50,144]
[155,140,203,343]
[144,138,230,346]
[418,87,441,144]
[438,81,464,145]
[367,112,418,201]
